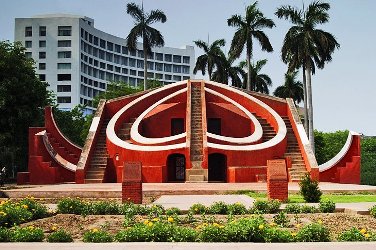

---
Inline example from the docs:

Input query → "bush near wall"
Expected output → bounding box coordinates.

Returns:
[361,137,376,186]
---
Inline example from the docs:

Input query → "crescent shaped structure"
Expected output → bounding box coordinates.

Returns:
[19,80,361,185]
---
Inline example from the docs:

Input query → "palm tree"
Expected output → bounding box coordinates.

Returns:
[125,2,167,91]
[274,71,304,105]
[275,1,340,150]
[240,59,272,94]
[193,39,225,80]
[212,53,245,86]
[227,1,275,91]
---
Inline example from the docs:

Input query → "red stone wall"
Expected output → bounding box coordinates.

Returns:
[267,160,288,201]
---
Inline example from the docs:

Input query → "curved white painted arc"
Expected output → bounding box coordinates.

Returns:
[130,88,187,145]
[106,80,188,151]
[205,87,263,144]
[205,81,287,151]
[319,131,361,172]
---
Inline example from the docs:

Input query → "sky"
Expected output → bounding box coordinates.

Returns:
[1,0,376,135]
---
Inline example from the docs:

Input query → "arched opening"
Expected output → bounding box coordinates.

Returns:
[167,154,186,182]
[208,153,227,182]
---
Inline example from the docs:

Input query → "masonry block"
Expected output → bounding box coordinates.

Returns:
[267,159,288,201]
[122,161,142,204]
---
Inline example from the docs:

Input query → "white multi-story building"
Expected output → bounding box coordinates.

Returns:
[15,14,195,112]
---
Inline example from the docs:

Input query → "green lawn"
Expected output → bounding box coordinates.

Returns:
[232,190,376,203]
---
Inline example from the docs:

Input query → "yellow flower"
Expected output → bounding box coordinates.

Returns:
[28,226,34,230]
[22,204,28,209]
[168,217,174,223]
[92,228,99,233]
[295,224,301,228]
[219,225,225,229]
[213,223,220,227]
[148,222,153,227]
[364,233,370,238]
[195,208,198,211]
[317,219,322,224]
[143,220,149,225]
[51,226,57,231]
[291,232,297,237]
[269,222,276,227]
[152,218,159,222]
[259,224,264,230]
[360,228,367,234]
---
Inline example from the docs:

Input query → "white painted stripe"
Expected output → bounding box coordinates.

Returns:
[89,117,100,132]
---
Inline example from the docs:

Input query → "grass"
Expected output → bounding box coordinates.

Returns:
[230,190,376,203]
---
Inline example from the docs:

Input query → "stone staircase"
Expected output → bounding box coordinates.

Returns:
[282,116,307,182]
[118,118,137,141]
[47,133,79,164]
[85,118,110,183]
[253,114,276,142]
[188,83,206,182]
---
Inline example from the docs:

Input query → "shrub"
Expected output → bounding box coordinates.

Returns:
[264,227,293,242]
[369,205,376,219]
[208,202,228,214]
[284,204,301,214]
[10,226,44,242]
[19,198,49,220]
[225,216,267,242]
[83,228,113,243]
[165,207,181,216]
[319,199,336,213]
[148,204,165,217]
[47,229,73,242]
[189,203,207,215]
[88,201,120,215]
[300,205,318,213]
[199,223,227,242]
[227,203,247,215]
[252,200,281,214]
[296,223,330,242]
[0,227,10,242]
[0,200,33,227]
[338,227,369,241]
[173,226,197,242]
[57,197,86,215]
[273,212,289,227]
[299,174,322,202]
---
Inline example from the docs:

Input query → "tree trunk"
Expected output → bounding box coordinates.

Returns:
[305,66,315,153]
[246,51,251,91]
[302,66,309,132]
[143,41,147,91]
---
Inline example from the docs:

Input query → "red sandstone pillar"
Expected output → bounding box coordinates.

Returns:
[122,161,142,204]
[267,159,288,201]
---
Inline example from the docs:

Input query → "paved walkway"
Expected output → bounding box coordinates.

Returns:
[3,182,376,198]
[153,195,255,210]
[1,242,376,250]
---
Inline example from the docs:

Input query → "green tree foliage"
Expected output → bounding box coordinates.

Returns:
[193,39,226,81]
[361,137,376,185]
[227,2,275,91]
[240,59,272,94]
[0,41,51,174]
[125,2,167,91]
[212,53,245,86]
[273,71,304,104]
[314,130,348,165]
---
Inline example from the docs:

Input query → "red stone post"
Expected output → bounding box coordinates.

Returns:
[267,159,288,201]
[122,161,142,204]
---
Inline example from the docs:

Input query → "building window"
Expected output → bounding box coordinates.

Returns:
[138,71,144,77]
[57,63,71,69]
[57,51,71,58]
[58,26,72,36]
[183,56,190,64]
[25,52,32,58]
[39,74,46,81]
[122,46,128,54]
[137,60,144,69]
[129,58,136,67]
[39,40,46,48]
[25,41,32,48]
[173,55,182,63]
[100,39,106,49]
[58,40,71,47]
[137,50,144,58]
[39,63,46,70]
[107,42,113,51]
[57,74,71,81]
[155,63,163,71]
[57,96,71,103]
[39,26,46,36]
[57,85,71,92]
[182,66,190,74]
[25,26,32,37]
[155,53,163,61]
[164,64,172,72]
[93,36,98,45]
[39,52,46,59]
[165,54,172,62]
[155,73,163,79]
[173,65,181,73]
[115,44,121,53]
[130,69,136,76]
[173,75,182,81]
[165,74,172,80]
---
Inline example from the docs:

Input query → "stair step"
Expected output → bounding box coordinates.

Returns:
[188,175,205,182]
[85,179,103,183]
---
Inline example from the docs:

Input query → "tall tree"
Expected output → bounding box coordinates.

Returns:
[227,1,275,91]
[274,71,304,105]
[276,1,340,150]
[240,59,272,94]
[0,41,51,175]
[125,2,167,91]
[212,53,245,86]
[193,39,225,80]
